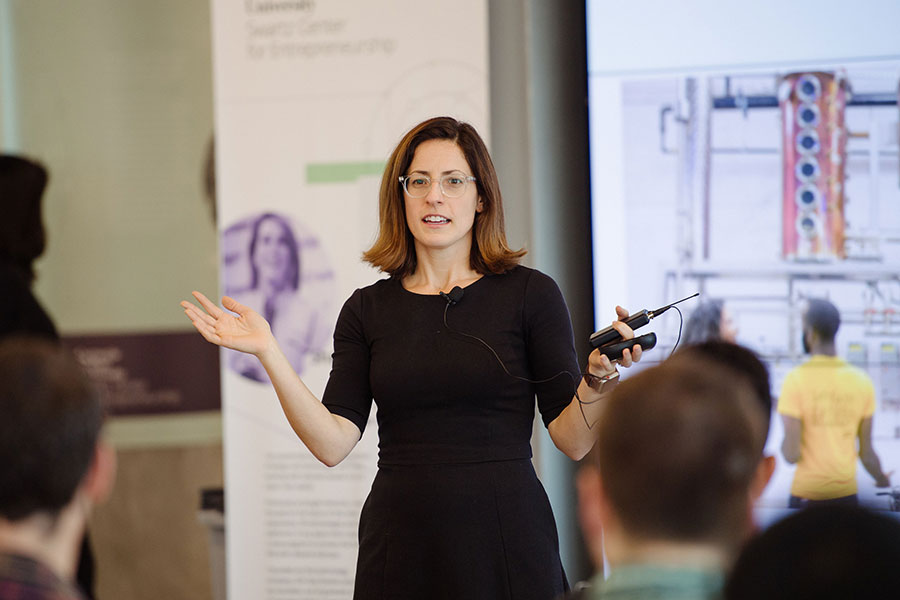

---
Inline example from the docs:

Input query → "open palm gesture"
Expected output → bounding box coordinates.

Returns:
[181,291,274,356]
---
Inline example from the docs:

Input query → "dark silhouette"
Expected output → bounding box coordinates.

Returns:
[0,154,97,598]
[726,505,900,600]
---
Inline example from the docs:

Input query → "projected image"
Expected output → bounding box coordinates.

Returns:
[591,62,900,513]
[221,212,335,383]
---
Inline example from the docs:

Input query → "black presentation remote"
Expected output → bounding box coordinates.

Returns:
[596,332,657,361]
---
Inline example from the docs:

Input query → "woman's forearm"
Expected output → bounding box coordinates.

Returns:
[547,377,618,461]
[257,340,360,467]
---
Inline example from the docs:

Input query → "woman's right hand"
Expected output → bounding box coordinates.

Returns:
[181,291,274,356]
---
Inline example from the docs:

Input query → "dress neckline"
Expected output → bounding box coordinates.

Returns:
[397,273,488,298]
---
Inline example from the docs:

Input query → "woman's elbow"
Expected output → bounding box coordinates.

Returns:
[317,454,341,468]
[565,445,592,462]
[548,420,594,462]
[309,437,354,467]
[552,435,593,462]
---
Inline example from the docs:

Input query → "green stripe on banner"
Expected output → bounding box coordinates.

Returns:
[307,161,386,183]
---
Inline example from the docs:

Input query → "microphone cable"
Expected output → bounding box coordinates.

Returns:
[439,286,686,429]
[440,290,588,426]
[441,301,578,388]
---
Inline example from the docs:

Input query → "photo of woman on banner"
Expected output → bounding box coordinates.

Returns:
[182,117,643,599]
[221,212,331,382]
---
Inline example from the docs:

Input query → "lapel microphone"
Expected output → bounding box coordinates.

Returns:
[440,286,465,306]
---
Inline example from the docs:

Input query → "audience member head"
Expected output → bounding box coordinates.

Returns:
[682,299,737,345]
[363,116,525,278]
[725,505,900,600]
[802,297,841,353]
[674,341,772,440]
[0,337,109,523]
[0,155,49,283]
[578,360,766,569]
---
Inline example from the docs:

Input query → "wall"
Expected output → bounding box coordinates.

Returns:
[1,1,222,599]
[488,0,594,582]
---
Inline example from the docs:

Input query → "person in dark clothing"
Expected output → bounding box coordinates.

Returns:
[725,505,900,600]
[182,116,644,599]
[0,338,116,600]
[0,155,57,339]
[0,155,98,599]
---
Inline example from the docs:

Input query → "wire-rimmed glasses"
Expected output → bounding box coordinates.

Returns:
[399,172,476,198]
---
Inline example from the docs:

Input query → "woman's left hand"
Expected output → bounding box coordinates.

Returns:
[586,305,643,377]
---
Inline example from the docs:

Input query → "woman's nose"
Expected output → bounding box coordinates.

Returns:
[425,180,444,203]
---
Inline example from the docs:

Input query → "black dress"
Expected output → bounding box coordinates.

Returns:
[323,266,580,600]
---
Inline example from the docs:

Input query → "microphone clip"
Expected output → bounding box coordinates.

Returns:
[440,286,465,306]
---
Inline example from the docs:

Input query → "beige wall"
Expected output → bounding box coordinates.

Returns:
[2,1,223,598]
[91,445,224,600]
[7,0,218,332]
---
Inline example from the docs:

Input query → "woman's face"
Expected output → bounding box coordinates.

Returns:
[719,305,738,343]
[403,139,483,259]
[253,217,293,287]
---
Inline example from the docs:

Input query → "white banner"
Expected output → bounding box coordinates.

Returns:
[210,1,489,597]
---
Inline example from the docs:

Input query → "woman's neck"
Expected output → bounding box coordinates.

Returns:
[403,248,481,294]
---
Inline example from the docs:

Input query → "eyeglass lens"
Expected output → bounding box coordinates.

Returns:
[404,173,471,198]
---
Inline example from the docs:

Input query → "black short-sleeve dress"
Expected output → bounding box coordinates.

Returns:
[323,266,580,600]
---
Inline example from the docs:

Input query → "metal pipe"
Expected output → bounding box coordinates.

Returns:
[712,92,898,110]
[869,110,881,236]
[664,145,897,157]
[658,105,898,156]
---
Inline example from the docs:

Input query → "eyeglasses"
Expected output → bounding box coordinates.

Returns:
[399,172,476,198]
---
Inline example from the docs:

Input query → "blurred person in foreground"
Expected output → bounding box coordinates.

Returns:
[573,353,773,600]
[778,298,891,507]
[0,338,115,600]
[0,154,98,598]
[677,340,777,497]
[725,504,900,600]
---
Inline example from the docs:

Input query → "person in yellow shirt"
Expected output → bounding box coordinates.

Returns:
[778,298,891,507]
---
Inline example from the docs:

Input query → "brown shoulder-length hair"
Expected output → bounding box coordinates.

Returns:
[362,116,526,278]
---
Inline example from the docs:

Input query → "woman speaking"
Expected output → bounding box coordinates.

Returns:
[181,117,640,599]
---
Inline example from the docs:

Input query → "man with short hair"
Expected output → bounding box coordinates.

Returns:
[778,298,890,507]
[0,337,115,600]
[575,356,773,600]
